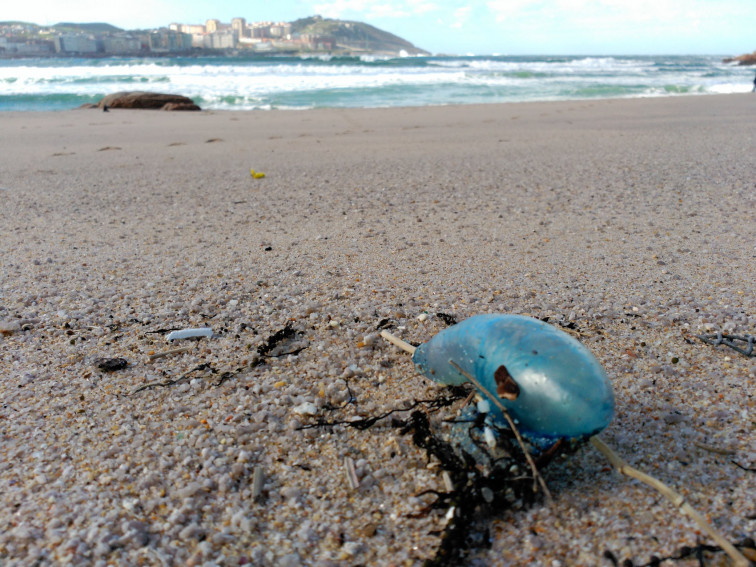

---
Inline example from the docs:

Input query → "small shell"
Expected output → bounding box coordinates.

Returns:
[166,328,213,341]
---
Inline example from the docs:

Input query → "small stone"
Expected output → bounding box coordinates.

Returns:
[362,333,379,346]
[292,402,318,416]
[358,523,377,538]
[0,320,22,336]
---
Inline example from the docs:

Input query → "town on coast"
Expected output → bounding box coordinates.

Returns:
[0,15,427,58]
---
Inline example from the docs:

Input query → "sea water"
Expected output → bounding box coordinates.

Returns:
[0,54,753,111]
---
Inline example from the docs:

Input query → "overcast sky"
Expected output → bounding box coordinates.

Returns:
[3,0,752,55]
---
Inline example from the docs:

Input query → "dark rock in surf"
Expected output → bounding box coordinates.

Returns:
[96,91,201,110]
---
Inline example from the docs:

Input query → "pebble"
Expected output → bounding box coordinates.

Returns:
[292,402,319,416]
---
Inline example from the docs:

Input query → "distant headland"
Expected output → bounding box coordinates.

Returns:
[0,15,429,59]
[722,50,756,65]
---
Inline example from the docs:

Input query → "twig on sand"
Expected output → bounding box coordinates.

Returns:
[147,346,192,361]
[693,441,737,456]
[379,329,417,355]
[590,436,749,567]
[130,363,214,394]
[344,457,360,490]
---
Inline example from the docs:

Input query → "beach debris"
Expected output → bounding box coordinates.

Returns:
[251,466,265,501]
[344,457,360,490]
[436,312,457,326]
[257,324,308,358]
[382,314,615,446]
[147,346,193,361]
[696,332,755,357]
[381,313,749,567]
[590,437,749,567]
[130,363,215,394]
[250,168,266,179]
[399,409,557,566]
[166,327,213,341]
[94,357,128,372]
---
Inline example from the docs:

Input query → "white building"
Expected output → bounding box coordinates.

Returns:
[103,35,141,53]
[203,31,237,49]
[54,35,98,54]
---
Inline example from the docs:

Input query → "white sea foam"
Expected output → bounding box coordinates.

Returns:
[0,55,752,111]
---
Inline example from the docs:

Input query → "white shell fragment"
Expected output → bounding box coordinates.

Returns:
[292,402,319,416]
[166,327,214,341]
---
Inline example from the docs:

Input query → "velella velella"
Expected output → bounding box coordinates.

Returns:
[388,313,615,445]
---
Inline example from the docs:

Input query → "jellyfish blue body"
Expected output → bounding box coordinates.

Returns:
[413,314,614,444]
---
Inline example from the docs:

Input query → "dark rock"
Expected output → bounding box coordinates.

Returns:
[78,103,99,109]
[161,102,202,111]
[96,91,200,110]
[722,51,756,65]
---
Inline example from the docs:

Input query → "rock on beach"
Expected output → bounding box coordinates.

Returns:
[96,91,201,110]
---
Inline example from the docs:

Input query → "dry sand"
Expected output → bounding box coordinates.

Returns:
[0,95,754,566]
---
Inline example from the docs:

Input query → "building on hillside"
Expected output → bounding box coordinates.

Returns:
[0,37,54,55]
[205,19,221,33]
[249,22,272,39]
[54,34,98,54]
[148,30,192,52]
[296,34,334,51]
[103,35,141,54]
[269,23,292,39]
[202,30,237,49]
[170,23,206,35]
[231,18,247,39]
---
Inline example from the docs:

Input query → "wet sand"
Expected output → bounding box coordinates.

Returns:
[1,95,754,566]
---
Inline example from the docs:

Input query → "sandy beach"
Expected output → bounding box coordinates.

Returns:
[1,95,754,566]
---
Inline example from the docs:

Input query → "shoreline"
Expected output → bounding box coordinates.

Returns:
[1,93,754,566]
[0,89,751,114]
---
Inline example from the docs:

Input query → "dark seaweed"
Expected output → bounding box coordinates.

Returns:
[94,357,128,372]
[604,540,756,567]
[397,410,551,566]
[257,323,308,358]
[436,313,458,326]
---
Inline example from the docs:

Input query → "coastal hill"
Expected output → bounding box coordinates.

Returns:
[290,16,428,55]
[0,17,428,57]
[51,22,123,34]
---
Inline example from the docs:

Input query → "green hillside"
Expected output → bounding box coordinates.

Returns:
[52,22,123,33]
[290,16,427,55]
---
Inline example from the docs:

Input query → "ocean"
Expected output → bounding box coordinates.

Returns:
[0,54,753,112]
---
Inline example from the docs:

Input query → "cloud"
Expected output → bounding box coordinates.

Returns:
[312,0,439,20]
[486,0,541,23]
[486,0,711,28]
[450,7,472,29]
